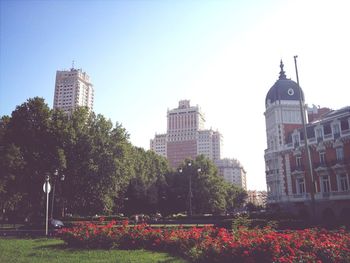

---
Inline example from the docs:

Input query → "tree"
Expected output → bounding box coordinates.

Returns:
[165,155,248,215]
[62,108,133,215]
[0,97,63,221]
[123,148,170,215]
[165,156,226,215]
[0,98,135,219]
[225,184,247,212]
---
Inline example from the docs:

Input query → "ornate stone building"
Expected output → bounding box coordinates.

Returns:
[264,61,350,221]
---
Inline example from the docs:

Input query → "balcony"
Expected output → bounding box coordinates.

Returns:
[291,165,305,175]
[315,191,350,200]
[334,133,341,139]
[265,169,279,176]
[292,193,309,199]
[267,195,281,203]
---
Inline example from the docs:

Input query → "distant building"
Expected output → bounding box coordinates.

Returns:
[247,190,267,207]
[264,61,350,220]
[53,67,94,115]
[198,129,222,162]
[151,100,222,168]
[150,134,167,158]
[215,158,247,190]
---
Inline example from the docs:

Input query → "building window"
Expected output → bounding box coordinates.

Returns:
[332,123,341,139]
[296,178,305,194]
[319,152,326,165]
[337,174,349,191]
[336,147,344,161]
[296,156,302,168]
[293,133,300,147]
[321,175,331,193]
[316,127,323,143]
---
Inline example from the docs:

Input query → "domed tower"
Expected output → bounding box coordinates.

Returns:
[264,60,305,203]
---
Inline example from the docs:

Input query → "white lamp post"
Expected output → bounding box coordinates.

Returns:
[43,174,51,236]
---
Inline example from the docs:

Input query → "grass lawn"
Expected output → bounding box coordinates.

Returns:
[0,237,188,263]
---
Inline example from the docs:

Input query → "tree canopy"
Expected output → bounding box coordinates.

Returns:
[0,97,247,221]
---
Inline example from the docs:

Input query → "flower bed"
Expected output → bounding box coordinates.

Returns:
[58,218,350,262]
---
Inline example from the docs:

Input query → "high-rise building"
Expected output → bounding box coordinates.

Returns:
[247,190,267,207]
[150,133,167,158]
[264,61,350,221]
[215,158,247,190]
[151,100,222,168]
[53,67,94,115]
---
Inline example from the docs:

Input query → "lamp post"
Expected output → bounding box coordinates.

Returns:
[43,174,51,236]
[179,161,201,217]
[60,174,66,218]
[50,169,65,220]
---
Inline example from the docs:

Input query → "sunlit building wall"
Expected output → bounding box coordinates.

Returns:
[53,67,94,115]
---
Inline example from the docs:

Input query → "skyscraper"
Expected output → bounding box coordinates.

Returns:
[151,100,222,168]
[53,67,94,115]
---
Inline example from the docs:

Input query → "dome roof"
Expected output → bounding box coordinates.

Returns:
[265,61,304,108]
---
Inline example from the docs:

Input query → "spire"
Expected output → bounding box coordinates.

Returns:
[279,60,287,80]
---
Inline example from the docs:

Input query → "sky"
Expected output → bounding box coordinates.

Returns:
[1,0,350,191]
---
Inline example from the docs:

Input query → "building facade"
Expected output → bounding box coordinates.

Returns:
[150,134,167,158]
[247,190,267,207]
[53,67,94,115]
[215,158,247,190]
[264,61,350,220]
[151,100,222,168]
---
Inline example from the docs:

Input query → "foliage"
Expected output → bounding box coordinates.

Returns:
[165,156,247,215]
[232,214,252,231]
[124,147,170,215]
[0,97,246,220]
[58,219,350,263]
[0,97,170,220]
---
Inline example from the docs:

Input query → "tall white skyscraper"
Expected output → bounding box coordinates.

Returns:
[53,67,94,115]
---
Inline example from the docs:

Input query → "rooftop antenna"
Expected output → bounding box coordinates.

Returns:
[71,60,75,69]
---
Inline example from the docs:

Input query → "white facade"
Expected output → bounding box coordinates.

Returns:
[166,100,205,142]
[215,158,247,190]
[53,68,94,115]
[264,61,304,202]
[198,129,222,161]
[150,134,167,157]
[247,190,267,207]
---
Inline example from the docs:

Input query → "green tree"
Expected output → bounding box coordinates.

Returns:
[62,108,133,215]
[166,155,247,215]
[225,184,247,212]
[0,97,63,221]
[124,148,170,215]
[0,98,135,219]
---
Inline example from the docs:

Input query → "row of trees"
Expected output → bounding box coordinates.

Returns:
[0,97,246,221]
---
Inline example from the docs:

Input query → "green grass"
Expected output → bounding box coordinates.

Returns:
[0,238,188,263]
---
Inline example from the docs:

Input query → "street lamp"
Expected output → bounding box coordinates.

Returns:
[60,174,65,218]
[43,174,51,236]
[179,161,201,217]
[50,169,65,219]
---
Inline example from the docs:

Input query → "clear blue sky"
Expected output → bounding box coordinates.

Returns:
[1,0,350,190]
